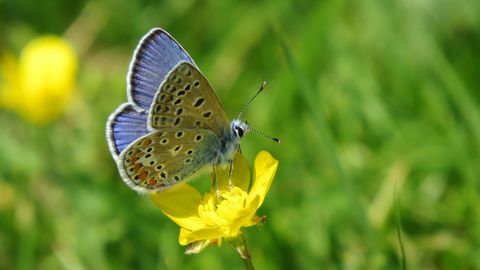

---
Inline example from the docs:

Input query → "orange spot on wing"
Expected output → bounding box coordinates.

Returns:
[134,164,142,171]
[138,170,148,180]
[148,178,157,185]
[142,138,152,146]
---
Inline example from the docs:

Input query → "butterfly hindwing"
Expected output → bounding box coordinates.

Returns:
[148,61,230,136]
[106,103,150,158]
[118,128,221,193]
[128,29,195,110]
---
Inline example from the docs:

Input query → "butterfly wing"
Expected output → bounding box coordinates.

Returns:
[128,29,195,111]
[118,128,221,193]
[106,103,150,158]
[107,29,195,159]
[148,61,231,136]
[110,29,233,193]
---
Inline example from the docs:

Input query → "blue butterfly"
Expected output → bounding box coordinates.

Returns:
[106,28,278,194]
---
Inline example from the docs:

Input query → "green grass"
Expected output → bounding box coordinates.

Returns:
[1,0,480,269]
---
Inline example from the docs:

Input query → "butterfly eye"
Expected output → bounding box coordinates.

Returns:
[235,126,244,138]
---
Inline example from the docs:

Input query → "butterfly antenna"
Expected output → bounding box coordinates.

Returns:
[248,125,281,143]
[237,81,267,119]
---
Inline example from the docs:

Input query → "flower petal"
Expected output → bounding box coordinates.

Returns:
[213,153,250,192]
[151,183,205,231]
[227,195,261,229]
[179,227,228,246]
[247,151,278,207]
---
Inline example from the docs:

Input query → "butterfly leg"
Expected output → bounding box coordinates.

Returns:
[212,163,221,199]
[228,158,233,191]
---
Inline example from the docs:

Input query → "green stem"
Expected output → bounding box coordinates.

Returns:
[226,233,255,270]
[242,256,255,270]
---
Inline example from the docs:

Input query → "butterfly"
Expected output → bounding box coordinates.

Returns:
[106,28,278,194]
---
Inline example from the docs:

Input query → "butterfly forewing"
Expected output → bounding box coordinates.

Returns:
[149,62,230,136]
[119,128,221,192]
[127,29,195,110]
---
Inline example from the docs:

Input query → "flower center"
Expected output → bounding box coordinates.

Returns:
[198,187,249,227]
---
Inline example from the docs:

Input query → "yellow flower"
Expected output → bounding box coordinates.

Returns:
[151,151,278,249]
[0,36,78,124]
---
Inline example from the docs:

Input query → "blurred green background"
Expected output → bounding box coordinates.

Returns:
[1,0,480,269]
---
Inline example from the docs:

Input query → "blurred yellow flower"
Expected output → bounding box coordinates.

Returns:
[0,36,78,124]
[151,151,278,251]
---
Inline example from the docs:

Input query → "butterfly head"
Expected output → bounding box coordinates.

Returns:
[231,119,250,139]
